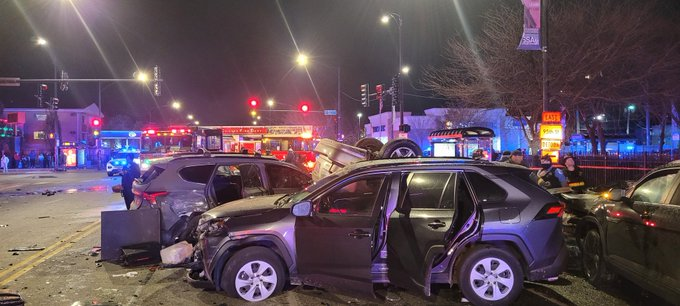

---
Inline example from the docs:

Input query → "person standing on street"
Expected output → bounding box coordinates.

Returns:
[536,154,568,189]
[562,155,587,192]
[1,153,9,173]
[505,149,526,167]
[121,153,141,210]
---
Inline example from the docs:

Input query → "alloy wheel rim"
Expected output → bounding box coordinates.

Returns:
[583,233,600,278]
[234,260,277,302]
[469,257,514,301]
[390,147,416,157]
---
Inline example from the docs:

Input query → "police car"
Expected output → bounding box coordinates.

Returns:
[106,150,141,177]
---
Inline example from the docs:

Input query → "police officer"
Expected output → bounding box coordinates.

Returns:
[536,154,568,189]
[121,154,141,210]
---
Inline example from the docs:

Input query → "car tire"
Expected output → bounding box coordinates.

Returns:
[222,246,286,302]
[581,229,609,285]
[354,137,384,154]
[458,246,524,306]
[378,138,422,158]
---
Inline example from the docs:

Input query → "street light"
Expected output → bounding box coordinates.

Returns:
[134,71,149,82]
[36,37,60,170]
[380,12,405,132]
[266,99,274,124]
[194,120,200,125]
[296,53,309,66]
[401,66,410,75]
[187,114,194,120]
[171,101,181,110]
[252,121,258,125]
[36,37,48,46]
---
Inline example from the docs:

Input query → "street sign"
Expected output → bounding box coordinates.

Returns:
[324,109,337,116]
[0,77,20,87]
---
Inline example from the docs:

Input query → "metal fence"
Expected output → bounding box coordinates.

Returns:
[528,152,676,188]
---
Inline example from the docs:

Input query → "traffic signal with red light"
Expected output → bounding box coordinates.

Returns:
[91,118,102,127]
[299,103,310,113]
[248,97,260,108]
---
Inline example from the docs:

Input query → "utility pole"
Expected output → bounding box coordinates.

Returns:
[337,67,341,141]
[541,0,549,113]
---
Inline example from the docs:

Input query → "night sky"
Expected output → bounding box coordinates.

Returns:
[0,0,493,126]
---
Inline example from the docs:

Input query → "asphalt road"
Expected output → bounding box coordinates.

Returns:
[0,170,673,305]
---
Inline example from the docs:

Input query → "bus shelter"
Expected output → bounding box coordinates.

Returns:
[428,127,495,160]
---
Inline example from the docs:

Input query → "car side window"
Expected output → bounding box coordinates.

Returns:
[179,165,215,184]
[239,164,264,189]
[265,164,311,189]
[401,172,453,209]
[631,170,678,203]
[465,172,507,203]
[316,176,385,216]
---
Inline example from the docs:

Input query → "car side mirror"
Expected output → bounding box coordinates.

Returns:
[607,188,625,201]
[291,201,312,217]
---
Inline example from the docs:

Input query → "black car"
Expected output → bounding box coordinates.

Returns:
[193,158,567,304]
[573,162,680,304]
[131,154,311,246]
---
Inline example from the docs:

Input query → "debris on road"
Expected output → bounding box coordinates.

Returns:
[111,271,138,278]
[8,245,45,252]
[89,246,102,257]
[41,190,57,196]
[111,184,122,193]
[0,225,8,228]
[37,216,50,219]
[0,290,24,306]
[160,241,192,265]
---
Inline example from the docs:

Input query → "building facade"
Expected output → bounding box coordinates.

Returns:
[1,104,102,165]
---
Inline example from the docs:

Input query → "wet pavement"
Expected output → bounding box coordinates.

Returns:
[0,171,674,305]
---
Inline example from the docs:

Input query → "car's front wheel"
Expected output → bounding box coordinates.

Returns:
[458,246,524,306]
[221,246,285,302]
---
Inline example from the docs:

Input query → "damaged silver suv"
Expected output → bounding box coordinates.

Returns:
[131,154,311,246]
[194,158,567,304]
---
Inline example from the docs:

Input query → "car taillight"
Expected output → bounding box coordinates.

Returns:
[143,191,168,205]
[535,202,565,220]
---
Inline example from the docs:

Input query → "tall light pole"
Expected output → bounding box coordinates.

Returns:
[296,53,342,140]
[381,12,404,130]
[36,37,61,170]
[267,99,274,125]
[626,104,636,135]
[357,113,363,139]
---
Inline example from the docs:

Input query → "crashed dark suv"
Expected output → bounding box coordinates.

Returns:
[194,158,567,304]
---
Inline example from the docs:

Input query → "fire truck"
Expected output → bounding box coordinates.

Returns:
[197,125,319,171]
[139,125,195,170]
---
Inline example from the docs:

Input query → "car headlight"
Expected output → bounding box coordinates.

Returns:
[197,215,229,237]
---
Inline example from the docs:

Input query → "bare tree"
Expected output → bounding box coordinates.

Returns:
[423,0,680,154]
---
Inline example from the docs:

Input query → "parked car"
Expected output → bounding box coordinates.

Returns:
[106,151,140,176]
[193,158,567,304]
[572,161,680,304]
[131,154,312,246]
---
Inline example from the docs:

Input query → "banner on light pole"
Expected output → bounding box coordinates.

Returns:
[518,0,541,51]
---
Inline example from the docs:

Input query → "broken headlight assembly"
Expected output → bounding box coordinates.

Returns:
[197,215,229,237]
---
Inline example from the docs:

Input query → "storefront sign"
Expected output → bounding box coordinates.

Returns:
[542,111,561,124]
[222,127,268,135]
[539,124,563,140]
[541,139,562,151]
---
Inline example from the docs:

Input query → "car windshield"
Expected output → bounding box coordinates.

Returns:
[274,173,340,207]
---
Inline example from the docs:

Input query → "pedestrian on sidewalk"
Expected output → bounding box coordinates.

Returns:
[121,153,141,210]
[1,152,9,173]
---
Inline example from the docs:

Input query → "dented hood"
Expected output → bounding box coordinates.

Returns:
[202,195,284,219]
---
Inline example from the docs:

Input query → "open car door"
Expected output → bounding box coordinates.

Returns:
[295,174,390,297]
[387,171,481,295]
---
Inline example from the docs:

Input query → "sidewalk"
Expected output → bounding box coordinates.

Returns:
[0,168,106,175]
